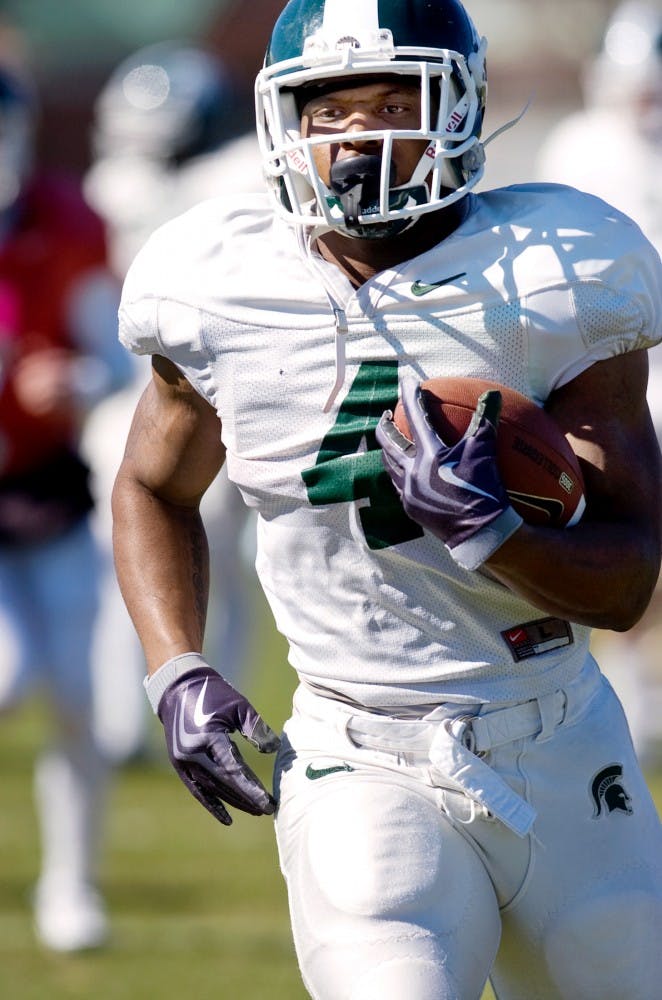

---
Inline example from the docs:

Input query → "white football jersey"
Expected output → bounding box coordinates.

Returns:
[119,183,662,707]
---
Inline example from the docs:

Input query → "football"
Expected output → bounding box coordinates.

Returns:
[393,376,586,527]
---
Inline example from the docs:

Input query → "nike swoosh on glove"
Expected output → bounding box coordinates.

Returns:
[155,660,280,826]
[376,377,523,571]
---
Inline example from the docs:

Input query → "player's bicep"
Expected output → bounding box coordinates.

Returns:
[546,350,661,528]
[121,354,225,506]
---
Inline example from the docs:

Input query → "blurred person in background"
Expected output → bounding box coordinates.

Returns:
[82,42,265,765]
[0,62,131,950]
[537,0,662,768]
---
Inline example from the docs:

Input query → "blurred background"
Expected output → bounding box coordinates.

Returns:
[0,1,660,998]
[0,0,634,181]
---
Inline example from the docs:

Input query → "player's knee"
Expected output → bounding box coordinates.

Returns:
[350,957,463,1000]
[543,890,662,999]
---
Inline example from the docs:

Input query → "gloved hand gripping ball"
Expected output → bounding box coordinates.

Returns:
[376,378,523,570]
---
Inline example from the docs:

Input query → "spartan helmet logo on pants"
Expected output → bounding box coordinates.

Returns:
[591,763,633,818]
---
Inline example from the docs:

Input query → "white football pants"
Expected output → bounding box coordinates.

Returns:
[274,656,662,1000]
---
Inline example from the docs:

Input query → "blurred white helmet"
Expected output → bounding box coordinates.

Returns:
[585,1,662,133]
[92,41,232,165]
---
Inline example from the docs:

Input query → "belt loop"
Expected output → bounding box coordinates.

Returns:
[449,715,476,753]
[535,692,561,743]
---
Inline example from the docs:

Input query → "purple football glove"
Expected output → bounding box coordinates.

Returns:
[376,378,523,570]
[146,654,280,826]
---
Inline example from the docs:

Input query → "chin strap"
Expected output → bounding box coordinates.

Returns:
[483,97,533,149]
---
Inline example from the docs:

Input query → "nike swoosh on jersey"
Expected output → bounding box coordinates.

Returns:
[193,678,214,727]
[305,763,355,780]
[438,461,499,501]
[410,272,467,297]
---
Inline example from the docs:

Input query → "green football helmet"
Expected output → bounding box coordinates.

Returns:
[255,0,488,237]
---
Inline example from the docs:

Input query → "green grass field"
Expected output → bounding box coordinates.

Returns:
[1,584,660,999]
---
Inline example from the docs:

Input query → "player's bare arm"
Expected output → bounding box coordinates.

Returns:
[486,349,661,630]
[112,355,279,826]
[112,354,225,674]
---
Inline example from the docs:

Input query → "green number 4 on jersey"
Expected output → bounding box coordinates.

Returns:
[302,361,424,550]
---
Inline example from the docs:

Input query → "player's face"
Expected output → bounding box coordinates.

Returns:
[300,79,430,188]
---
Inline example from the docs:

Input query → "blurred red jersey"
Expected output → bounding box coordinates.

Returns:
[0,173,108,478]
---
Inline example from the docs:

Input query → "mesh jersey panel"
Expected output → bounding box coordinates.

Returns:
[118,184,662,705]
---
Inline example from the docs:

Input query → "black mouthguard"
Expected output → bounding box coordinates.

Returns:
[329,154,395,227]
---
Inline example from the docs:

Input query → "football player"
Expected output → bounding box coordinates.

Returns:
[0,62,131,950]
[112,0,662,997]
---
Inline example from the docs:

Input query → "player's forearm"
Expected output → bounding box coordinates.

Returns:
[485,519,660,632]
[112,470,210,674]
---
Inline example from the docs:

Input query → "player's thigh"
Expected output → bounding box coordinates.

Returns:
[275,755,500,1000]
[491,675,662,999]
[494,853,662,1000]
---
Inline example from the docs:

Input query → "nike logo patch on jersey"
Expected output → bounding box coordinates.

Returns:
[305,762,355,780]
[501,617,573,662]
[410,272,467,297]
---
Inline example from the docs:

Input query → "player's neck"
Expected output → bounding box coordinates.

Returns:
[313,197,470,288]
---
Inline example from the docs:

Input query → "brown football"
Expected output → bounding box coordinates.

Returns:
[393,376,586,527]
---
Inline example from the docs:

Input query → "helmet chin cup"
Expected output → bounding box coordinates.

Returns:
[329,154,395,228]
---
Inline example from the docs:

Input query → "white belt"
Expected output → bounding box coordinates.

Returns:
[344,709,543,838]
[466,689,567,754]
[291,661,601,840]
[341,689,567,756]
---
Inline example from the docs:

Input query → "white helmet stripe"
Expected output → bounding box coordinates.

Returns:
[322,0,381,39]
